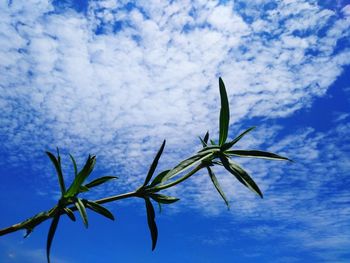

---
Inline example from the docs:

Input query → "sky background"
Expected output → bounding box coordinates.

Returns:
[0,0,350,262]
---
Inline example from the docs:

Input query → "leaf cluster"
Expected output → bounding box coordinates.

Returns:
[131,78,291,250]
[45,150,117,263]
[0,78,291,263]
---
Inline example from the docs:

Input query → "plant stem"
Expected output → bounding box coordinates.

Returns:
[0,191,138,237]
[92,191,139,205]
[0,206,58,236]
[0,160,205,237]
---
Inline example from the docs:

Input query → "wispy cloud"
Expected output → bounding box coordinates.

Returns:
[1,1,349,176]
[177,117,350,260]
[0,1,349,260]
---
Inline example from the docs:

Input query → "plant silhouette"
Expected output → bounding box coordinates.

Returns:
[0,78,291,263]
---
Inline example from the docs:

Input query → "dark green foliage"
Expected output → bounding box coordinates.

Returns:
[75,198,88,228]
[85,176,118,188]
[219,154,263,198]
[0,78,292,263]
[149,193,179,204]
[207,166,230,209]
[84,200,115,221]
[46,214,60,263]
[144,198,158,251]
[225,150,292,161]
[220,127,256,151]
[149,170,171,187]
[43,150,117,263]
[65,155,96,198]
[143,140,166,187]
[63,207,76,221]
[219,77,230,145]
[46,151,66,195]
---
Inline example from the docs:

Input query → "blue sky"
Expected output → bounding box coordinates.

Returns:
[0,0,350,262]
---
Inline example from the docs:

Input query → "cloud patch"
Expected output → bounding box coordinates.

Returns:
[0,1,348,182]
[1,0,350,260]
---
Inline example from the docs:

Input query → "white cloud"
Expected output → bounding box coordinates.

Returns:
[0,0,348,186]
[177,118,350,260]
[1,0,349,260]
[343,4,350,16]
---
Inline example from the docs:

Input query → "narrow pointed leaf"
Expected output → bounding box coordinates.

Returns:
[221,127,255,151]
[63,207,76,222]
[228,160,263,198]
[199,131,209,147]
[207,167,230,209]
[69,154,78,177]
[225,150,292,161]
[149,193,180,204]
[203,131,209,144]
[84,176,118,188]
[220,153,248,186]
[46,151,66,195]
[144,198,158,251]
[149,170,170,187]
[219,154,263,198]
[198,145,220,153]
[219,77,230,146]
[85,200,115,221]
[46,214,60,263]
[143,140,166,187]
[79,185,90,193]
[75,198,88,228]
[161,152,212,182]
[210,139,216,145]
[199,136,207,147]
[65,155,96,197]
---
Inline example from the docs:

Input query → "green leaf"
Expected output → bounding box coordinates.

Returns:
[46,151,66,195]
[161,152,213,182]
[143,140,166,187]
[210,139,216,145]
[149,170,171,187]
[144,198,158,251]
[203,131,209,144]
[207,167,230,209]
[199,136,207,147]
[198,145,221,153]
[75,198,88,228]
[199,131,209,147]
[219,154,263,198]
[221,127,256,151]
[84,176,118,188]
[149,193,180,204]
[79,185,90,193]
[63,207,76,222]
[65,155,96,198]
[225,150,292,161]
[219,77,230,146]
[84,200,115,221]
[69,154,78,177]
[46,214,60,263]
